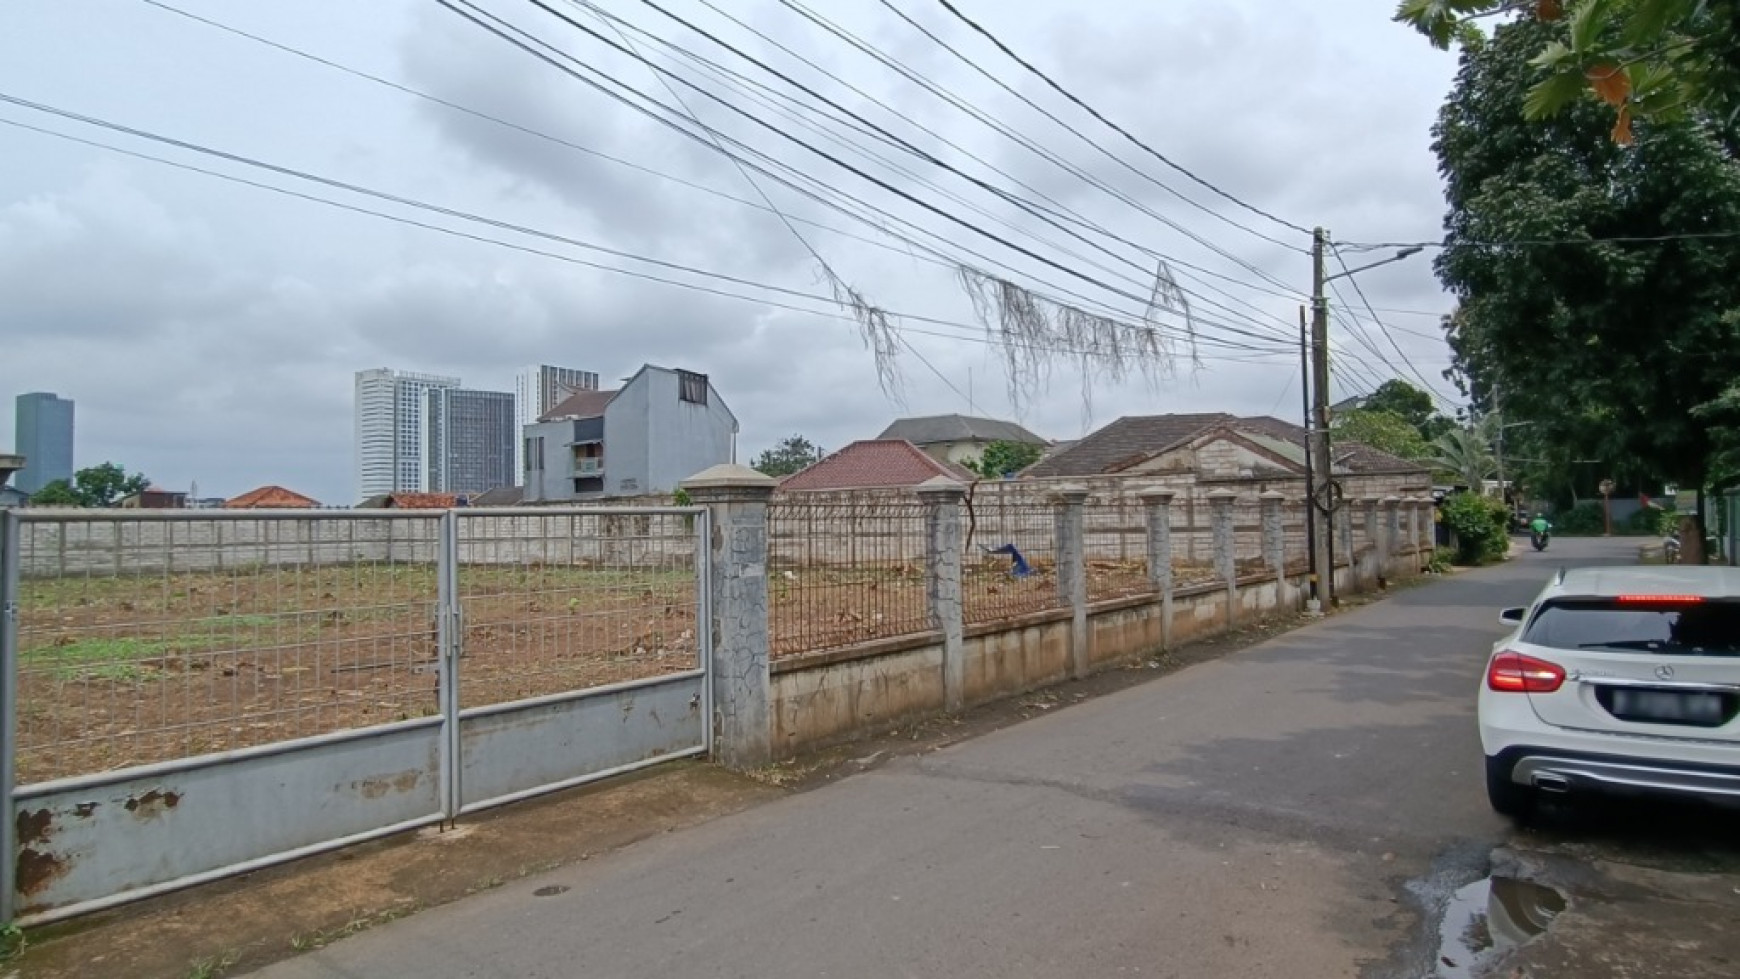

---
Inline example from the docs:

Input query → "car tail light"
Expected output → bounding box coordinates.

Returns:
[1487,651,1566,693]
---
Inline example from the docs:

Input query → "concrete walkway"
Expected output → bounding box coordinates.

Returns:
[246,543,1624,978]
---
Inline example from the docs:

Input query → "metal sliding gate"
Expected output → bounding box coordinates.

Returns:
[1,506,711,925]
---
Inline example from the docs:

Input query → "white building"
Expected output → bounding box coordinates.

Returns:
[514,364,599,481]
[354,368,460,501]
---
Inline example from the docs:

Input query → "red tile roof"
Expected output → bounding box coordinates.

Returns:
[540,389,618,421]
[778,440,974,492]
[382,492,460,509]
[224,485,320,509]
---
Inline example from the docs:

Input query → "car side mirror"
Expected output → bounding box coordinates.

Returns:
[1499,607,1526,627]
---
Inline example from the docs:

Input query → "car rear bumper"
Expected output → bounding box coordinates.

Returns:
[1492,744,1740,806]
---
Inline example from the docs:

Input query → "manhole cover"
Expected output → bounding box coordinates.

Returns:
[533,885,570,897]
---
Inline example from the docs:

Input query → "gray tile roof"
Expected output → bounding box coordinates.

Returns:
[877,414,1045,446]
[1022,413,1403,478]
[1023,413,1233,478]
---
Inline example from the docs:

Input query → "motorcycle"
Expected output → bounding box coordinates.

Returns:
[1531,530,1551,552]
[1663,536,1682,564]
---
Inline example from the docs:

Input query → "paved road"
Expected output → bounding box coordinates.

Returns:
[249,538,1718,979]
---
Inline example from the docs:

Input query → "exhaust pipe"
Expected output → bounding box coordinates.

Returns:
[1533,773,1572,794]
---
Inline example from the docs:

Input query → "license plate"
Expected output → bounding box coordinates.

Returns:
[1609,689,1727,725]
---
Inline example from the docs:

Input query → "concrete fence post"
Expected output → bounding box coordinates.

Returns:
[1360,498,1380,587]
[916,476,966,712]
[1207,489,1237,627]
[1260,491,1286,605]
[681,464,776,769]
[1140,488,1175,650]
[1336,499,1355,596]
[1054,486,1090,678]
[1417,497,1437,558]
[1382,497,1403,580]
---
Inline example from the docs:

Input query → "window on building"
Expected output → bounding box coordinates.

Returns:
[677,370,708,405]
[524,437,544,472]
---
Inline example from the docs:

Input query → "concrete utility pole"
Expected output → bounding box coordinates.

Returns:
[1299,305,1321,615]
[1310,233,1424,606]
[1310,228,1335,605]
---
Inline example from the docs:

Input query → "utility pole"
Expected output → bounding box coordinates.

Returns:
[1310,227,1336,605]
[1300,305,1321,614]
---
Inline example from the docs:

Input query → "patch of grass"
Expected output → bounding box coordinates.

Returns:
[0,923,26,961]
[184,949,241,979]
[20,636,169,665]
[287,904,421,952]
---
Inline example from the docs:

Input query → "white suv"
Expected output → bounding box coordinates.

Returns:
[1480,565,1740,819]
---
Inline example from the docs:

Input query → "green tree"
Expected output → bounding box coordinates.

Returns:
[751,435,825,478]
[1397,0,1740,147]
[1332,409,1432,461]
[69,463,151,507]
[1360,380,1455,440]
[1428,422,1500,489]
[27,478,79,506]
[964,440,1044,478]
[1433,19,1740,512]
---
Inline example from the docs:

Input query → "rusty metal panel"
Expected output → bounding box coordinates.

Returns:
[13,718,441,920]
[458,672,704,811]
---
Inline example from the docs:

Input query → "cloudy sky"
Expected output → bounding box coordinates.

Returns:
[1,0,1461,504]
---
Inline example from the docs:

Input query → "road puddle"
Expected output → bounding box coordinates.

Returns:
[1433,876,1566,977]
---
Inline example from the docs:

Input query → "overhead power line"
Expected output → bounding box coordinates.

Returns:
[875,0,1302,253]
[927,0,1312,237]
[1337,231,1740,250]
[444,0,1300,351]
[0,113,1303,367]
[765,0,1302,296]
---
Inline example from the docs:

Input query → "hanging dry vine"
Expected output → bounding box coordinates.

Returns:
[951,263,1196,419]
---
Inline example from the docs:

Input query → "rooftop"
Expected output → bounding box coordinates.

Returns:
[779,440,975,492]
[877,414,1046,447]
[540,388,619,422]
[224,485,320,509]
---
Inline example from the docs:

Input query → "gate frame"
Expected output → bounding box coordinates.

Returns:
[3,504,713,927]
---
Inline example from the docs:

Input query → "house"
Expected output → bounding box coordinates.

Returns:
[468,485,525,507]
[876,414,1047,468]
[1024,413,1427,486]
[224,485,320,509]
[523,365,738,502]
[118,486,188,509]
[356,492,464,509]
[0,485,26,508]
[778,440,976,492]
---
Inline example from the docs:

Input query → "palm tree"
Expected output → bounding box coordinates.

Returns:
[1427,419,1498,490]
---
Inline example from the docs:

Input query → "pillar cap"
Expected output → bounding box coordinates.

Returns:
[1205,488,1237,502]
[1049,485,1090,504]
[1259,490,1287,501]
[681,463,777,497]
[1138,487,1176,504]
[914,475,966,498]
[1382,495,1402,505]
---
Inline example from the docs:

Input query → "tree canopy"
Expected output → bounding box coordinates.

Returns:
[1433,18,1740,494]
[28,463,151,507]
[1397,0,1740,147]
[964,440,1044,478]
[751,435,826,478]
[1359,380,1454,440]
[1332,409,1432,462]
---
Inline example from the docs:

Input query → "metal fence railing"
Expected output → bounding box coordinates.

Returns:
[766,498,932,657]
[454,510,701,707]
[9,511,444,786]
[1081,499,1152,602]
[962,496,1061,625]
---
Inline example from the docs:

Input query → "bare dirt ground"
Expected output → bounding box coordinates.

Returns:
[14,565,700,784]
[16,558,1233,784]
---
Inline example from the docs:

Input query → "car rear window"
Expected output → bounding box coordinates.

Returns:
[1523,599,1740,656]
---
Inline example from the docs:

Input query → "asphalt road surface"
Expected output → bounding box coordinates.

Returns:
[248,538,1740,979]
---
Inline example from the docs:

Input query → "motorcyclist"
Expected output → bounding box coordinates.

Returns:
[1529,514,1551,536]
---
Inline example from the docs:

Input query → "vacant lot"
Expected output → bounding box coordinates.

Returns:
[15,555,1232,784]
[14,563,699,785]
